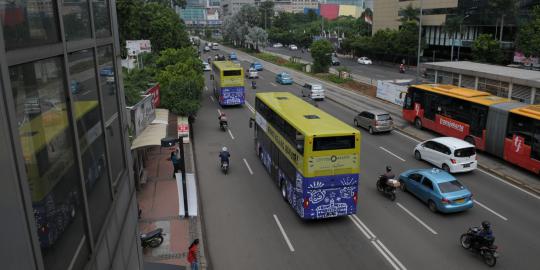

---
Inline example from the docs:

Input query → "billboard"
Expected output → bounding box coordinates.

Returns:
[126,40,152,56]
[145,83,161,108]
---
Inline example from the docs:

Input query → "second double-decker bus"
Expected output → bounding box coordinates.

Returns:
[403,84,540,175]
[252,92,361,219]
[212,61,245,106]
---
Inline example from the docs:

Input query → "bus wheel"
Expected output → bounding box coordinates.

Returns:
[464,136,476,147]
[280,180,287,201]
[414,118,422,129]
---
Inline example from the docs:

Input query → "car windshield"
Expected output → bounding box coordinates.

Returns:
[438,180,465,193]
[377,114,391,121]
[454,147,476,157]
[282,75,291,79]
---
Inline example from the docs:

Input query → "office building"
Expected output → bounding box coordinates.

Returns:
[0,1,141,269]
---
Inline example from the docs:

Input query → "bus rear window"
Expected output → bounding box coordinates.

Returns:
[313,136,355,151]
[454,147,475,157]
[224,70,241,76]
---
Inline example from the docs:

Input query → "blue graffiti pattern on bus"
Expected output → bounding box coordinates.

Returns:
[220,87,245,105]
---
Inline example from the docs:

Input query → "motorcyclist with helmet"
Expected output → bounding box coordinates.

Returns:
[378,166,395,191]
[219,147,230,168]
[474,221,495,248]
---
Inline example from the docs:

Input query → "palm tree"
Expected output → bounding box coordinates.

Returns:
[443,15,464,61]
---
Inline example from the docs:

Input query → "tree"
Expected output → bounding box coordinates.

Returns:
[204,27,212,40]
[399,4,420,24]
[245,27,268,51]
[147,0,187,8]
[259,1,274,29]
[310,39,333,73]
[488,0,518,41]
[472,34,503,64]
[516,5,540,57]
[396,20,423,58]
[443,15,464,60]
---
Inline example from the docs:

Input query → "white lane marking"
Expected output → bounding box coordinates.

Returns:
[348,216,371,239]
[376,240,408,270]
[245,101,255,113]
[478,169,540,200]
[228,129,235,140]
[217,109,222,115]
[371,241,400,270]
[395,129,540,201]
[393,130,421,143]
[273,214,295,252]
[350,215,376,239]
[271,82,277,87]
[259,75,264,79]
[379,146,406,162]
[473,200,508,221]
[210,96,215,102]
[243,158,253,175]
[396,203,438,235]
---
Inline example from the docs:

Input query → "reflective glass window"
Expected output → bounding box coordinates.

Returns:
[0,0,59,50]
[69,49,112,241]
[106,117,126,185]
[97,45,117,120]
[92,0,111,37]
[63,0,91,41]
[10,57,90,270]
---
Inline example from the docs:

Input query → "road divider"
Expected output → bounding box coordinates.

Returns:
[246,101,255,113]
[273,214,295,252]
[473,200,508,221]
[396,203,438,235]
[243,158,253,175]
[379,146,406,162]
[349,215,407,270]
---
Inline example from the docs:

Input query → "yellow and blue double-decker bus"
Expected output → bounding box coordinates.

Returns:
[253,92,361,219]
[212,61,245,106]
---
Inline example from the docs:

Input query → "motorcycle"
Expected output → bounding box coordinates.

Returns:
[140,228,164,248]
[460,227,499,267]
[220,120,228,131]
[251,81,257,89]
[376,175,397,201]
[221,160,229,174]
[399,65,405,73]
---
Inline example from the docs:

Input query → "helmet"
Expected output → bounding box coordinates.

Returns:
[386,166,392,172]
[222,147,228,152]
[481,221,491,230]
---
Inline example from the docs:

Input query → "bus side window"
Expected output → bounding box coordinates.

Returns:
[404,93,412,109]
[533,122,540,160]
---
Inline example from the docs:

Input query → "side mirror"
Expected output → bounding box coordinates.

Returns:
[249,117,255,128]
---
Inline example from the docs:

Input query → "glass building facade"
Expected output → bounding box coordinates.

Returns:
[0,1,141,269]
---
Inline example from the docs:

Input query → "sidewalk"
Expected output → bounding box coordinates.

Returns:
[137,114,206,269]
[219,44,540,196]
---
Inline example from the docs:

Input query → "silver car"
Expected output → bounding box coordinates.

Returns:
[354,110,394,134]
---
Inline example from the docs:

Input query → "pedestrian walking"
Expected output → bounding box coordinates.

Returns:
[187,239,200,270]
[171,150,179,178]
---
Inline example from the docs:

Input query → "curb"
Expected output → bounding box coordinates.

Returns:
[222,44,540,197]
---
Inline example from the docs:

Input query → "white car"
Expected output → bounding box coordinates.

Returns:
[203,61,211,71]
[289,44,298,50]
[203,46,210,52]
[273,43,283,48]
[414,137,477,173]
[246,68,258,79]
[357,57,372,65]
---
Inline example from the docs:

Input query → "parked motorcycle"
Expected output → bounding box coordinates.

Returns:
[140,228,164,248]
[221,160,229,174]
[376,175,397,201]
[460,227,499,267]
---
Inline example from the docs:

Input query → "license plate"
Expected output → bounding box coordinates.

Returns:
[463,163,471,168]
[455,198,465,203]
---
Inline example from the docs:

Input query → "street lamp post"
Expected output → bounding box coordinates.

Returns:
[416,0,423,83]
[457,15,470,61]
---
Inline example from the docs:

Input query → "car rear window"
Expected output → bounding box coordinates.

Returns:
[438,180,465,193]
[454,147,475,157]
[313,135,355,151]
[312,85,322,90]
[376,114,391,121]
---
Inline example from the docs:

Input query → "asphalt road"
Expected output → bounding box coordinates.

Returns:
[264,47,415,81]
[194,48,540,270]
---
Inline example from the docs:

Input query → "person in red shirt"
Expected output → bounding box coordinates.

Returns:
[187,238,200,270]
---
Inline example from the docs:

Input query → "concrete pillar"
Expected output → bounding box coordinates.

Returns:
[434,70,438,83]
[458,74,462,87]
[474,77,479,89]
[508,83,513,99]
[532,88,537,104]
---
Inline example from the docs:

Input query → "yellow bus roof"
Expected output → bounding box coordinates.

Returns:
[212,61,242,70]
[413,84,512,106]
[256,92,359,136]
[510,105,540,120]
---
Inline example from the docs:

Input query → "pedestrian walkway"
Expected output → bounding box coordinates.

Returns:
[136,113,206,269]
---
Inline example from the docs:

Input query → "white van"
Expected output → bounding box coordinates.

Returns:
[413,137,477,173]
[302,83,325,100]
[212,43,219,50]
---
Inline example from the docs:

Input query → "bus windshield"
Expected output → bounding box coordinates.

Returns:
[313,135,355,151]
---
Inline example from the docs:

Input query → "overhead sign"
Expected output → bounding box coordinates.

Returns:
[126,40,152,56]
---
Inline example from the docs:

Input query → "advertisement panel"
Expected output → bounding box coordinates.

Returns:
[376,80,410,106]
[129,95,156,137]
[126,40,152,56]
[145,83,161,108]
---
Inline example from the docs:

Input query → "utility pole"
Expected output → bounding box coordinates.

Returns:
[416,0,423,82]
